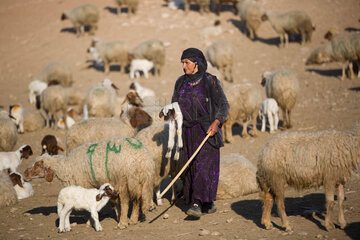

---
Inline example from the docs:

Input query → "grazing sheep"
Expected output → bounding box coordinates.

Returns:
[132,39,166,76]
[305,42,334,66]
[0,111,18,151]
[61,4,99,37]
[261,69,300,129]
[259,98,279,134]
[217,153,259,199]
[257,122,360,232]
[119,89,145,116]
[206,41,233,82]
[159,103,183,161]
[324,30,360,80]
[88,39,130,75]
[9,172,34,200]
[57,108,77,130]
[66,107,152,154]
[25,136,155,229]
[114,0,139,16]
[0,145,33,173]
[41,135,64,156]
[261,10,315,48]
[57,183,117,232]
[65,87,85,106]
[23,109,45,132]
[34,62,73,87]
[83,80,119,118]
[0,172,18,208]
[9,104,24,134]
[36,85,68,130]
[183,0,210,15]
[200,20,222,41]
[135,124,180,206]
[28,80,47,104]
[129,59,154,79]
[214,0,239,16]
[223,83,262,142]
[237,0,262,40]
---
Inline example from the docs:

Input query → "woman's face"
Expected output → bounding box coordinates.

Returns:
[181,58,198,74]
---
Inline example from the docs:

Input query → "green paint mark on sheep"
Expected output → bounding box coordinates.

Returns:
[105,141,122,180]
[125,137,143,149]
[87,143,99,184]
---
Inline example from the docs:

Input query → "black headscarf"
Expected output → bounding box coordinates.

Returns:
[181,48,207,83]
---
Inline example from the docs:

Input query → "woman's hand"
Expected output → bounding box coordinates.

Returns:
[207,119,220,136]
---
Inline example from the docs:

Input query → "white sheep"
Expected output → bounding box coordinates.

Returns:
[259,98,279,133]
[129,81,155,100]
[217,153,259,199]
[89,39,130,75]
[57,108,76,130]
[257,122,360,232]
[65,87,85,106]
[237,0,262,40]
[0,172,18,208]
[25,136,155,229]
[223,83,262,142]
[324,30,360,80]
[9,172,34,200]
[0,111,18,151]
[261,69,300,129]
[57,183,117,232]
[0,145,33,173]
[261,10,315,48]
[206,41,234,82]
[34,62,73,87]
[114,0,139,16]
[305,42,334,65]
[129,59,154,79]
[36,85,68,129]
[23,109,45,132]
[28,80,47,104]
[200,20,222,41]
[131,39,165,76]
[9,104,24,134]
[159,102,183,160]
[61,4,99,37]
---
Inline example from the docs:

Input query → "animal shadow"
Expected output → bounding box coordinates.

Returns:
[231,193,328,231]
[86,60,127,74]
[104,6,118,15]
[306,68,342,78]
[344,27,360,32]
[26,206,57,216]
[60,26,92,35]
[344,222,360,240]
[349,87,360,92]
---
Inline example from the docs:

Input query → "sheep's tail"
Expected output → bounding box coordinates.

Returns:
[83,104,88,120]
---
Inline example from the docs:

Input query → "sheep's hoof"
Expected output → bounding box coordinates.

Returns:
[129,219,139,225]
[156,198,163,206]
[117,222,128,229]
[284,225,293,232]
[265,223,273,230]
[339,221,347,229]
[325,221,335,231]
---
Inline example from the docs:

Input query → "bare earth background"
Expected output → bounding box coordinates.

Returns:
[0,0,360,239]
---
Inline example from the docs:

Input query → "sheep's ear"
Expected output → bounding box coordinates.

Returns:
[260,77,266,87]
[45,168,54,182]
[96,193,105,201]
[61,13,67,20]
[159,110,164,118]
[111,83,119,90]
[10,173,23,188]
[57,146,64,152]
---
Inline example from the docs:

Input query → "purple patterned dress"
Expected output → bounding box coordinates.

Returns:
[178,78,220,205]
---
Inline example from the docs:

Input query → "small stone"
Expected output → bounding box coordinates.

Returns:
[24,213,31,216]
[39,223,44,226]
[316,234,323,239]
[71,222,77,227]
[173,219,179,224]
[199,229,210,236]
[9,228,15,231]
[211,231,222,236]
[163,214,169,219]
[10,207,17,213]
[226,218,233,223]
[298,231,308,236]
[29,217,33,221]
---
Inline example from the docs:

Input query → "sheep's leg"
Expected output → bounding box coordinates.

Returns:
[64,209,72,232]
[260,114,266,132]
[301,31,306,45]
[261,192,274,230]
[166,120,176,159]
[275,191,292,231]
[287,110,292,129]
[129,199,140,225]
[104,61,110,75]
[144,69,149,79]
[58,209,66,233]
[274,112,279,131]
[155,185,163,206]
[118,7,121,15]
[118,196,129,229]
[75,25,81,37]
[268,112,274,133]
[250,112,258,137]
[341,62,347,80]
[223,118,232,143]
[110,198,121,222]
[242,119,249,138]
[348,61,355,79]
[284,34,289,48]
[280,108,287,129]
[324,185,336,230]
[248,25,255,40]
[337,184,347,229]
[62,107,68,130]
[90,209,103,231]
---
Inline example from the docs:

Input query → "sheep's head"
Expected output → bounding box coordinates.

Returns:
[127,107,153,130]
[60,11,69,21]
[261,72,271,87]
[24,160,54,182]
[20,145,33,159]
[96,183,118,201]
[9,172,23,188]
[261,13,269,22]
[324,29,336,41]
[159,108,175,121]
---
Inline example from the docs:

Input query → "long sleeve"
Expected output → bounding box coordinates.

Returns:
[213,78,229,126]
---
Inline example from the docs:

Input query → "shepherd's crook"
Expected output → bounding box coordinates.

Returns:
[157,131,212,200]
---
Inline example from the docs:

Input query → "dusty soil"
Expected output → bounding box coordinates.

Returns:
[0,0,360,239]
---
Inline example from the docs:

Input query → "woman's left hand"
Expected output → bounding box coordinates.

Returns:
[207,119,220,136]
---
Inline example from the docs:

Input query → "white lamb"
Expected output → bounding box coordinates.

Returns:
[9,172,34,200]
[28,80,47,104]
[0,145,33,172]
[259,98,279,133]
[129,59,154,79]
[57,183,117,233]
[129,81,155,100]
[9,104,24,134]
[159,102,183,160]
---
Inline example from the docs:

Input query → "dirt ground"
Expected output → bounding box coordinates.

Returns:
[0,0,360,239]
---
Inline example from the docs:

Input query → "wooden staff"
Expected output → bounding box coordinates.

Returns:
[157,131,212,200]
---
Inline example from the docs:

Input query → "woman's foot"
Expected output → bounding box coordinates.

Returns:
[186,200,202,218]
[202,202,216,214]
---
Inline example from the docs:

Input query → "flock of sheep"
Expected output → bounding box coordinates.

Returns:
[0,0,359,235]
